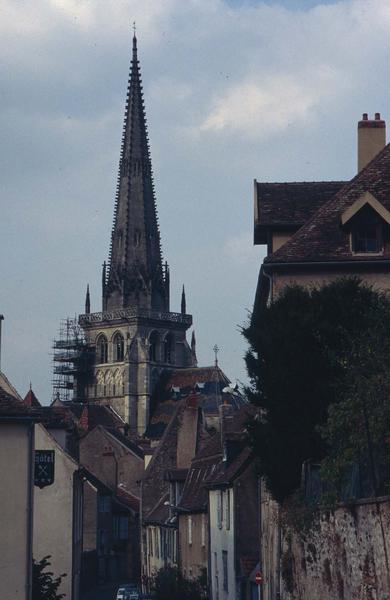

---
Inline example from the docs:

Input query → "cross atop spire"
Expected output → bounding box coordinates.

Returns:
[103,31,168,312]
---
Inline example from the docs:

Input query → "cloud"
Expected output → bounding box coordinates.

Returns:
[200,67,345,138]
[2,0,390,401]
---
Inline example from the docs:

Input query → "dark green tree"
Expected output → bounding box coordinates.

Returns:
[32,556,66,600]
[243,277,390,502]
[153,566,204,600]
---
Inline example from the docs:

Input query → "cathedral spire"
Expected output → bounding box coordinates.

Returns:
[85,284,90,314]
[104,31,167,312]
[181,285,186,315]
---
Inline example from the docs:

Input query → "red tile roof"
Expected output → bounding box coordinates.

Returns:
[23,388,41,408]
[265,144,390,264]
[255,180,345,242]
[0,388,39,420]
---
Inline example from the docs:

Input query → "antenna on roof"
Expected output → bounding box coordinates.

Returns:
[133,20,136,36]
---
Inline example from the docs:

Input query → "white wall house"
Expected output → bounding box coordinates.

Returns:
[0,397,36,600]
[33,424,83,600]
[209,487,235,600]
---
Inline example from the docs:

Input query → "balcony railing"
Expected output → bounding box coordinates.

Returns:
[79,307,192,327]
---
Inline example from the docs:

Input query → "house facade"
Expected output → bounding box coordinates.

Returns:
[33,423,83,600]
[0,387,37,600]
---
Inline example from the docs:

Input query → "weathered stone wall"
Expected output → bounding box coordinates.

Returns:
[280,497,390,600]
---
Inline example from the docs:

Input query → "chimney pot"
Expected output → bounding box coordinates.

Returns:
[363,113,368,120]
[375,112,381,120]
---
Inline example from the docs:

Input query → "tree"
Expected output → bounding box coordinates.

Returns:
[153,566,205,600]
[243,277,390,502]
[32,556,66,600]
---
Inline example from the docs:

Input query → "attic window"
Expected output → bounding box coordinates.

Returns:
[349,204,383,254]
[352,224,382,254]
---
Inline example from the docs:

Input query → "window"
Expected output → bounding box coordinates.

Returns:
[352,224,382,253]
[97,495,111,513]
[97,335,108,364]
[113,332,125,362]
[201,513,206,547]
[134,229,141,247]
[188,516,193,545]
[113,515,129,540]
[163,333,174,364]
[350,204,383,254]
[217,491,222,529]
[225,490,230,531]
[148,528,153,556]
[154,528,160,559]
[149,331,160,362]
[222,551,228,592]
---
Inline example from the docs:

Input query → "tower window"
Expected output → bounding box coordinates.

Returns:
[149,331,160,362]
[113,332,125,362]
[134,229,141,247]
[163,333,174,364]
[97,335,108,364]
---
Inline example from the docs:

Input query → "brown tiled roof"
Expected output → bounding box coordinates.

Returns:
[177,432,223,513]
[0,388,39,419]
[144,492,170,524]
[256,180,345,227]
[38,406,77,429]
[65,402,124,431]
[105,428,144,459]
[266,144,390,264]
[207,446,253,488]
[23,388,41,408]
[146,366,246,440]
[116,487,140,512]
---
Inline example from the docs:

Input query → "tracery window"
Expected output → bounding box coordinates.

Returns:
[163,333,174,364]
[149,331,160,362]
[97,335,108,364]
[113,332,125,362]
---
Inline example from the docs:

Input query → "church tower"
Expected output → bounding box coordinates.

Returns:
[78,33,194,435]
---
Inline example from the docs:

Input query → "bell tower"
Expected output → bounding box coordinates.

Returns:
[78,32,194,435]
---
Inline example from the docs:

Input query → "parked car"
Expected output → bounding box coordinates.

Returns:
[116,583,140,600]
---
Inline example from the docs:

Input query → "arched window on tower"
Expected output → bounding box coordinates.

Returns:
[149,331,160,362]
[163,333,174,364]
[97,335,108,364]
[113,332,125,362]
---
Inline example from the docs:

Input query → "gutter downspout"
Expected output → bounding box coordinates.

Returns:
[27,421,35,600]
[262,269,273,306]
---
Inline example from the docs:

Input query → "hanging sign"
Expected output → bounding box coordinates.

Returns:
[34,450,55,488]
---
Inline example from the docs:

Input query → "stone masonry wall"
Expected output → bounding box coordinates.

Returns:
[280,497,390,600]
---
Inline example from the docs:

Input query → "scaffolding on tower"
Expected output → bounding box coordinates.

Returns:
[52,317,94,403]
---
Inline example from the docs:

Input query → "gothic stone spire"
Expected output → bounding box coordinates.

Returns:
[104,33,168,312]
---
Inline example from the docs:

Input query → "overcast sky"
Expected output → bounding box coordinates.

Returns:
[1,0,390,402]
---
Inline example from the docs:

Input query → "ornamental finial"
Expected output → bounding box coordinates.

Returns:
[213,344,219,367]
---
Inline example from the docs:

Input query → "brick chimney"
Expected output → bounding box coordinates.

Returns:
[358,112,386,172]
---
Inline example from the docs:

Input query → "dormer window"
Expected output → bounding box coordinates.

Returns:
[341,192,389,256]
[352,223,382,254]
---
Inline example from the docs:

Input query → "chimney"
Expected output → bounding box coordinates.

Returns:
[358,112,386,172]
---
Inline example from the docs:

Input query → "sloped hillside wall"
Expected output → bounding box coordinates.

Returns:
[280,497,390,600]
